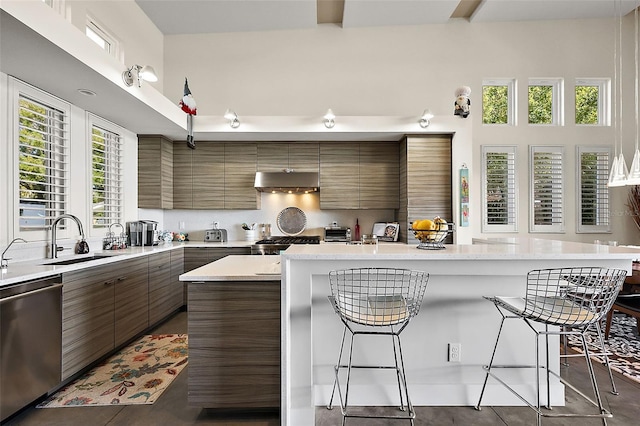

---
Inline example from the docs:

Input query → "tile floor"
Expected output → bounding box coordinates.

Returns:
[5,310,640,425]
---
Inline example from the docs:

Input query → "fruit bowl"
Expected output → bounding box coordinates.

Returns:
[410,218,452,250]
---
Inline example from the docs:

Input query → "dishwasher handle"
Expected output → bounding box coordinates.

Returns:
[0,283,63,304]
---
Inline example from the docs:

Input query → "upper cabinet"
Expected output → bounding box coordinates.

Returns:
[171,142,259,210]
[398,135,453,243]
[139,138,400,211]
[257,142,319,173]
[138,136,173,209]
[320,142,399,210]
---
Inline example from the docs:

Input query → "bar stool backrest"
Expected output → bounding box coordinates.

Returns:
[328,268,429,327]
[523,267,627,327]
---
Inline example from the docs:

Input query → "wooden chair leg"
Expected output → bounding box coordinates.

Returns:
[605,308,614,339]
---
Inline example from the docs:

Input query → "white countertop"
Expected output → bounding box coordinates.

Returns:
[180,255,281,281]
[282,238,640,260]
[0,240,253,287]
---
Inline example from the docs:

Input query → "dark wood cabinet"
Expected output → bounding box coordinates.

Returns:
[183,247,251,273]
[149,251,184,326]
[138,136,173,209]
[188,280,280,408]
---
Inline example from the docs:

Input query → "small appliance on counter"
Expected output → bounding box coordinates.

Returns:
[126,220,159,246]
[204,228,228,242]
[324,226,351,242]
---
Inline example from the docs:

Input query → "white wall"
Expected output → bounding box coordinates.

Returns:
[64,0,165,92]
[162,17,640,245]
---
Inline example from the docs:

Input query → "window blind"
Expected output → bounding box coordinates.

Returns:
[530,146,565,233]
[91,124,123,228]
[18,95,68,230]
[577,147,610,232]
[482,146,517,232]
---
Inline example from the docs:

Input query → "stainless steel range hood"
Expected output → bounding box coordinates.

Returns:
[254,171,319,193]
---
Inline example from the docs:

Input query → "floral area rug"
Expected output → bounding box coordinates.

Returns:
[566,314,640,384]
[37,334,188,408]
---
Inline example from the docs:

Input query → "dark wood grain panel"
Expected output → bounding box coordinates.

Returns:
[224,143,259,209]
[173,144,193,209]
[192,143,224,209]
[138,136,173,209]
[61,265,115,380]
[188,280,280,408]
[320,143,360,209]
[114,257,149,347]
[359,142,400,209]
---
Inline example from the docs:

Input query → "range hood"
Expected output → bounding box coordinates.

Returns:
[254,170,319,193]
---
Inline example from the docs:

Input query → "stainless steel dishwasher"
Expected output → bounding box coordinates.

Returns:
[1,275,62,422]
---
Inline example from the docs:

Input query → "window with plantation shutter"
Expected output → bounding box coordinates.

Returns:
[530,145,565,233]
[17,89,69,232]
[90,115,123,230]
[576,146,611,233]
[481,146,518,232]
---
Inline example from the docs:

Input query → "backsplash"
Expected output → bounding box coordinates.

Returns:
[148,193,397,242]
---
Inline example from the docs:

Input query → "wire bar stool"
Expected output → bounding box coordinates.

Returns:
[326,268,429,426]
[475,267,627,426]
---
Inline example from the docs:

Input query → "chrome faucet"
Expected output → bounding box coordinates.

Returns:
[50,214,87,259]
[1,238,27,269]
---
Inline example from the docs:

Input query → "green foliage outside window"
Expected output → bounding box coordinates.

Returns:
[483,86,508,124]
[19,99,47,200]
[528,86,553,124]
[92,127,106,226]
[575,86,599,125]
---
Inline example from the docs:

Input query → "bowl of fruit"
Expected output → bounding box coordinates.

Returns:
[410,217,451,249]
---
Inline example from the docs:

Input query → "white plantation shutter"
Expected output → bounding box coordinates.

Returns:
[530,145,565,233]
[482,146,518,232]
[17,92,69,230]
[577,146,611,233]
[90,117,123,229]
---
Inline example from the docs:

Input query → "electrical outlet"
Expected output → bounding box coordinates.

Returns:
[448,343,461,362]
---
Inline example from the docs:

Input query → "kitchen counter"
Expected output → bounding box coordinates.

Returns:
[179,255,281,281]
[0,240,253,286]
[281,238,640,425]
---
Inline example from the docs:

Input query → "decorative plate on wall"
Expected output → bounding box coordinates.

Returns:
[277,207,307,236]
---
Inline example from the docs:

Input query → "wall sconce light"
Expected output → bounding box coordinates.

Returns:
[224,109,240,128]
[419,109,434,128]
[122,65,158,87]
[323,109,335,128]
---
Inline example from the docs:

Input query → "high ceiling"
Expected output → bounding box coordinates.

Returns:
[135,0,640,35]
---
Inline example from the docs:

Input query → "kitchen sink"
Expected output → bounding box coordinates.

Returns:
[43,254,121,266]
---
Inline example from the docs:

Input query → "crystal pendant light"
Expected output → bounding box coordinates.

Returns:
[627,5,640,185]
[609,0,629,186]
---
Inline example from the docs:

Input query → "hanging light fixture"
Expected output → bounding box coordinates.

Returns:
[323,109,335,128]
[609,0,629,186]
[627,4,640,185]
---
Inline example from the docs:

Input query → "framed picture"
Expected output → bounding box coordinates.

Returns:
[379,223,399,242]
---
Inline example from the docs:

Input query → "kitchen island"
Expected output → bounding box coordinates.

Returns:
[180,255,282,409]
[280,239,640,425]
[180,239,640,426]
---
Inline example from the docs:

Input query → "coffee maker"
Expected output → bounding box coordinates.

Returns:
[127,220,159,246]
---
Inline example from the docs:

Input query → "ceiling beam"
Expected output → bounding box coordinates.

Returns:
[317,0,345,24]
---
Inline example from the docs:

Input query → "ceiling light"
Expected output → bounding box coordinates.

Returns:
[122,64,158,87]
[626,5,640,185]
[419,109,434,128]
[224,109,240,128]
[324,109,335,128]
[77,88,96,96]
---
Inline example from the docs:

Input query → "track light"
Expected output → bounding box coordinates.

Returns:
[419,109,434,128]
[324,109,335,128]
[122,65,158,87]
[224,109,240,128]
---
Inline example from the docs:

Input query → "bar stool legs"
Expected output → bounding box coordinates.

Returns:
[561,321,619,395]
[476,310,613,426]
[327,324,415,425]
